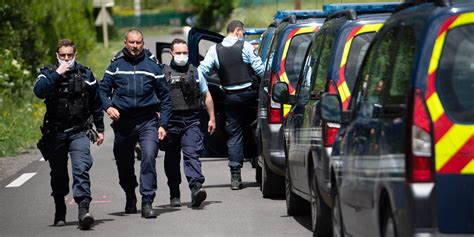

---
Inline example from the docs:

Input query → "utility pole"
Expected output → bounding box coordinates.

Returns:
[295,0,301,10]
[101,1,109,48]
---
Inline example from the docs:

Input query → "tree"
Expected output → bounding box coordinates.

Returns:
[189,0,237,31]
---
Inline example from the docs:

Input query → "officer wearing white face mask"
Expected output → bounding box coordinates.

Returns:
[161,38,216,208]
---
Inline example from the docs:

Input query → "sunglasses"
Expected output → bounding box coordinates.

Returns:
[58,53,75,58]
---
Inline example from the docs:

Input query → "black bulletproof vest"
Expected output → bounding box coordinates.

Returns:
[163,64,201,111]
[216,40,254,87]
[44,64,91,127]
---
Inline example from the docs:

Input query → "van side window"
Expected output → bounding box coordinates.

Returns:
[355,28,397,119]
[311,34,335,94]
[436,24,474,123]
[297,34,323,104]
[385,27,416,106]
[285,33,315,88]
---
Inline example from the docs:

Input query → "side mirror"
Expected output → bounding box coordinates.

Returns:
[272,82,290,104]
[319,93,342,123]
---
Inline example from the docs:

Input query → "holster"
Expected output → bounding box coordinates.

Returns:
[37,125,54,161]
[86,128,98,143]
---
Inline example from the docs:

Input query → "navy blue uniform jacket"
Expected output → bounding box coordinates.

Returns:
[33,63,105,132]
[98,51,172,128]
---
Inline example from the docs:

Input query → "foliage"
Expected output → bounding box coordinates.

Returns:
[189,0,237,31]
[0,0,97,156]
[0,96,44,157]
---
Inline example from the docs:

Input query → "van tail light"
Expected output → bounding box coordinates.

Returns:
[324,122,340,147]
[408,89,434,182]
[322,80,339,147]
[269,72,282,124]
[327,80,338,94]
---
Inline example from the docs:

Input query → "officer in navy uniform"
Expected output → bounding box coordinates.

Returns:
[162,38,216,208]
[34,39,104,230]
[198,20,264,190]
[99,28,172,218]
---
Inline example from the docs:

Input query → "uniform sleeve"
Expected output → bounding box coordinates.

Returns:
[243,41,265,78]
[197,69,209,93]
[197,45,218,83]
[155,68,172,129]
[87,70,105,132]
[98,64,115,111]
[33,67,61,99]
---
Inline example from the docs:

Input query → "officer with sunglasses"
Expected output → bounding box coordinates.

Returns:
[34,39,104,230]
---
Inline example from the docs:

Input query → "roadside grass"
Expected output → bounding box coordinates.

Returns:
[231,0,401,28]
[0,95,44,157]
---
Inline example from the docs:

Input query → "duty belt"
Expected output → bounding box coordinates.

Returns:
[224,86,252,94]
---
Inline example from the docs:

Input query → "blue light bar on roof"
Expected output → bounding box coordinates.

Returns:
[244,28,266,36]
[323,2,401,14]
[273,10,327,21]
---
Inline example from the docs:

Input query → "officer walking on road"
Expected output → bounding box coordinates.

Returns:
[198,20,264,190]
[98,28,172,218]
[34,39,104,230]
[162,38,216,207]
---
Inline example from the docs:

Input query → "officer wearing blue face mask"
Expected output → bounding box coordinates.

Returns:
[162,38,216,208]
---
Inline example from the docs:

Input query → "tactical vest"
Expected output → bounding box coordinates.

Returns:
[163,64,201,111]
[44,64,91,128]
[216,40,255,87]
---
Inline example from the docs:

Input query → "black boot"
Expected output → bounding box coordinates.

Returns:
[231,171,243,190]
[141,202,157,218]
[125,191,137,214]
[53,196,66,226]
[78,199,94,230]
[191,183,207,207]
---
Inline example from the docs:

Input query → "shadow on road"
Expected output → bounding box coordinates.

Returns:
[203,182,260,189]
[199,158,229,162]
[59,218,115,229]
[293,215,312,231]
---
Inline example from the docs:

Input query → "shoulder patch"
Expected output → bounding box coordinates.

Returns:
[111,51,124,62]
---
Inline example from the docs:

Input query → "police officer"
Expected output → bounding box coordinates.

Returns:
[162,38,216,207]
[198,20,264,190]
[98,28,172,218]
[34,39,104,230]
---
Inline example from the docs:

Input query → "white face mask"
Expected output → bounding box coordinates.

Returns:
[173,54,188,66]
[56,53,76,69]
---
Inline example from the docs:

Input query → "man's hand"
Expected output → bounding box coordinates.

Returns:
[158,127,167,140]
[106,107,120,121]
[208,118,216,135]
[56,63,69,75]
[96,132,104,146]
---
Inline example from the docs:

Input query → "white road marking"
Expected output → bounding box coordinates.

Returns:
[5,173,37,188]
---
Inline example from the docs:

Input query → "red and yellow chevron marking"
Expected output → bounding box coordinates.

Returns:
[338,24,383,110]
[279,25,319,116]
[425,12,474,174]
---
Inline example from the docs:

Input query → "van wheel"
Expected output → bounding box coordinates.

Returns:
[310,172,331,236]
[332,189,344,237]
[285,166,309,215]
[262,160,284,198]
[382,206,397,237]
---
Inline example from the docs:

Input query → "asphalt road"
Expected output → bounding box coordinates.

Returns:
[0,118,311,236]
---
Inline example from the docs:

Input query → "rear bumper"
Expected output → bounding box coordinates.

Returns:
[258,123,285,176]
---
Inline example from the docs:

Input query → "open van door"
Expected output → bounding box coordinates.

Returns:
[187,28,258,160]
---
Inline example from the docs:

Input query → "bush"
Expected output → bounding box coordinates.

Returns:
[190,0,238,31]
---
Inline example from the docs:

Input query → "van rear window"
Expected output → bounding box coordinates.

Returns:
[345,32,375,92]
[436,24,474,123]
[285,33,314,89]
